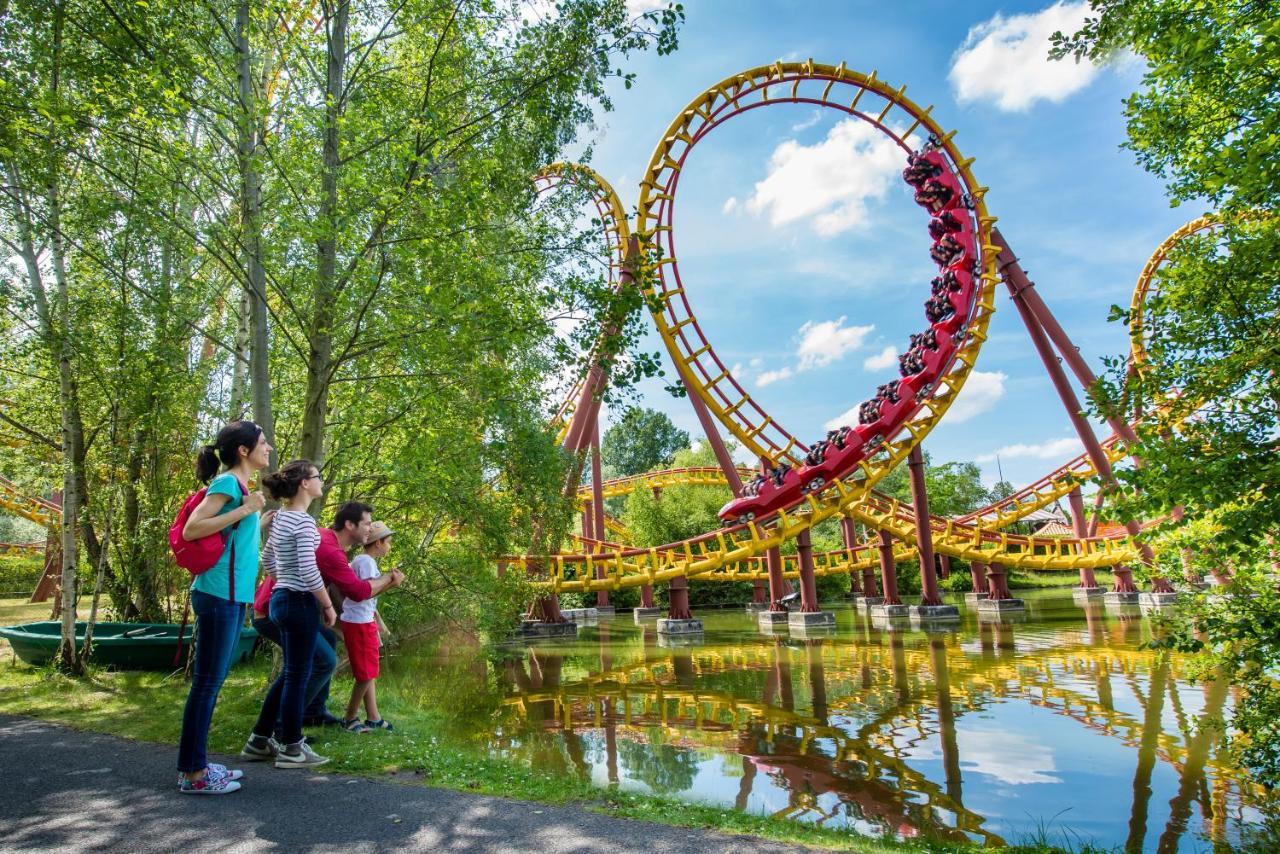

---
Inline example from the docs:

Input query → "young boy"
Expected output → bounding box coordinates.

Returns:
[340,521,395,732]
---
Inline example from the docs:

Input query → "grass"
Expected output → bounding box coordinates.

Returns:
[1009,570,1116,590]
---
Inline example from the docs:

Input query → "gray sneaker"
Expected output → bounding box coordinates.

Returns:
[240,735,280,762]
[274,740,329,769]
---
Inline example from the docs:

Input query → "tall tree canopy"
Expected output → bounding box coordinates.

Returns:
[1054,0,1280,785]
[0,0,683,666]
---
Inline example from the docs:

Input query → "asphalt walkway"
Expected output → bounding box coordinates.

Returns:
[0,714,820,853]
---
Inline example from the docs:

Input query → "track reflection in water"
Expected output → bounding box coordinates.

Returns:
[386,592,1274,851]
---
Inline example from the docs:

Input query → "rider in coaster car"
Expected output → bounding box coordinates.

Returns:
[931,270,961,296]
[858,399,881,425]
[745,473,765,497]
[770,463,791,487]
[829,426,849,449]
[929,234,965,267]
[928,211,964,241]
[901,154,940,188]
[877,382,900,404]
[805,441,829,466]
[925,293,955,324]
[899,349,925,377]
[915,179,954,211]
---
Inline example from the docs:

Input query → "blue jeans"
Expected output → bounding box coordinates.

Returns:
[253,588,320,746]
[252,617,336,722]
[177,590,246,773]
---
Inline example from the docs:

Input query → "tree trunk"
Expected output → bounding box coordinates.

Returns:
[299,0,349,474]
[236,0,276,470]
[229,286,252,419]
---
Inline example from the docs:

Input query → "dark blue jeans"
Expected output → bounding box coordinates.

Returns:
[253,588,320,746]
[252,617,336,721]
[177,590,246,773]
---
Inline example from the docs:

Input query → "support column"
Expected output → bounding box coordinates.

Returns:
[590,427,610,613]
[1069,487,1103,598]
[969,561,987,595]
[977,560,1025,618]
[758,545,791,630]
[790,527,835,631]
[906,446,945,607]
[938,553,951,579]
[869,530,907,620]
[995,234,1162,594]
[841,517,863,596]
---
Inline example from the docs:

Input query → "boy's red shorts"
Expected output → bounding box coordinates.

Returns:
[341,620,380,681]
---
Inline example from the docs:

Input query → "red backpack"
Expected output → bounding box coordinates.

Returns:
[169,481,248,592]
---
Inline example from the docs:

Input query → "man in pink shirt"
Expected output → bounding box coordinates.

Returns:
[249,501,404,733]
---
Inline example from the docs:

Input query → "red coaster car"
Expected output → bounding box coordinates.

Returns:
[914,171,965,214]
[717,462,806,526]
[902,150,949,188]
[797,427,867,493]
[919,329,958,381]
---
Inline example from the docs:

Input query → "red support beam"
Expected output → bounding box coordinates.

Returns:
[876,531,902,605]
[1068,488,1101,589]
[994,235,1165,593]
[969,560,987,595]
[590,426,609,608]
[765,545,787,612]
[986,561,1014,601]
[795,527,821,613]
[907,445,944,606]
[841,517,863,595]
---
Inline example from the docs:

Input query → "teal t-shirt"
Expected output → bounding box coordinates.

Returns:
[190,472,260,604]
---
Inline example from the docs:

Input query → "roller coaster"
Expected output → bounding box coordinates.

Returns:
[513,61,1221,622]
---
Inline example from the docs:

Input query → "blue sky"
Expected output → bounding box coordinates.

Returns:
[562,0,1195,490]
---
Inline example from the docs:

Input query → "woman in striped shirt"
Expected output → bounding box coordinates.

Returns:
[245,459,336,768]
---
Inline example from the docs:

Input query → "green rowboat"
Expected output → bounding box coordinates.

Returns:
[0,621,258,671]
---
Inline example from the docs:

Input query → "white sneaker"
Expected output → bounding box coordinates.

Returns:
[274,740,329,768]
[240,735,280,762]
[178,770,241,794]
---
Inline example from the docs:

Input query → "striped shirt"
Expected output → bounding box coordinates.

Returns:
[263,510,323,593]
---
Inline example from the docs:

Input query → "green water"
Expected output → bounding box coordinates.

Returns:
[381,591,1276,851]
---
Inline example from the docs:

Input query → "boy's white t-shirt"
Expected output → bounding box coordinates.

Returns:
[341,554,380,624]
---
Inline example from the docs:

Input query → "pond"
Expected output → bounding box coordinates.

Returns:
[380,591,1275,851]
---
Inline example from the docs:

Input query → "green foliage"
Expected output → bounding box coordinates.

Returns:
[0,552,44,594]
[600,406,690,478]
[1053,0,1280,786]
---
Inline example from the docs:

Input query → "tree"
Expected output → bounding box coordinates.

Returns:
[1053,0,1280,785]
[600,406,689,477]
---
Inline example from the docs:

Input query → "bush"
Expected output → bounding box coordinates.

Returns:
[0,551,45,595]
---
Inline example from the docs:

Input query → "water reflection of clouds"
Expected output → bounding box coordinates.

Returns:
[955,725,1061,786]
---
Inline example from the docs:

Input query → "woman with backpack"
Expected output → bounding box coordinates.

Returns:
[242,459,338,768]
[176,421,270,795]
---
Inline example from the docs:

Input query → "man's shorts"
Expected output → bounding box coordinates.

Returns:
[340,620,380,681]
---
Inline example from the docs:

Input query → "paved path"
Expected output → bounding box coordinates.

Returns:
[0,715,820,853]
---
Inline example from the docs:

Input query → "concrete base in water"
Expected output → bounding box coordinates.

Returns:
[871,614,911,631]
[869,603,910,619]
[657,633,704,648]
[592,606,616,617]
[1072,587,1105,601]
[788,611,836,629]
[978,597,1026,613]
[977,608,1028,624]
[1104,591,1141,605]
[908,604,960,623]
[857,597,885,611]
[657,618,704,636]
[517,620,578,639]
[757,610,790,629]
[633,607,664,621]
[561,608,598,622]
[1139,591,1181,609]
[964,591,989,605]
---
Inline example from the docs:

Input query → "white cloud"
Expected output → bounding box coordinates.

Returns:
[862,345,898,372]
[796,316,874,370]
[745,118,903,236]
[949,2,1099,112]
[755,366,794,388]
[824,405,859,431]
[722,196,739,214]
[749,357,763,369]
[790,109,821,132]
[946,370,1007,423]
[956,726,1061,785]
[625,0,667,14]
[976,436,1082,464]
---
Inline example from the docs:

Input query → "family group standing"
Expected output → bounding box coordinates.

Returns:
[174,421,404,795]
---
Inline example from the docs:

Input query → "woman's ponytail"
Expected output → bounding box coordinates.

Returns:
[261,459,314,501]
[195,444,221,484]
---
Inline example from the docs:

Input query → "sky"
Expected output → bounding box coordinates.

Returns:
[556,0,1196,491]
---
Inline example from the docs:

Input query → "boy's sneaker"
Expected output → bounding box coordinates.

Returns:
[240,734,280,762]
[178,770,241,795]
[365,718,394,732]
[275,740,329,769]
[341,718,371,733]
